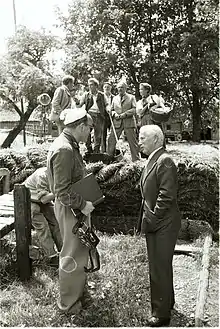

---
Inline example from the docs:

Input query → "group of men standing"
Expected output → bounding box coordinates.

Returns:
[50,75,166,162]
[30,74,181,327]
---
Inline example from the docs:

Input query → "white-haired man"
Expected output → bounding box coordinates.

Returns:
[80,77,109,153]
[107,81,140,162]
[138,125,181,327]
[47,107,94,315]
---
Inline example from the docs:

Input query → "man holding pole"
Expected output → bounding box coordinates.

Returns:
[107,81,140,162]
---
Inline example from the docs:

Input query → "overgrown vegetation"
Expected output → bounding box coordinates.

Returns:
[0,143,218,232]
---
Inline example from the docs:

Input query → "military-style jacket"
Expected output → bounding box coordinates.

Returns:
[47,130,86,210]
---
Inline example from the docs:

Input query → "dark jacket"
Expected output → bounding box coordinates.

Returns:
[84,91,107,119]
[138,148,181,233]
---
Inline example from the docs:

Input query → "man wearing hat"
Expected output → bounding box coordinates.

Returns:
[136,83,165,128]
[50,75,79,134]
[107,81,140,162]
[47,107,94,314]
[137,83,170,149]
[80,77,109,153]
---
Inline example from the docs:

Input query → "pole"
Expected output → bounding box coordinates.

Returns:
[21,98,26,146]
[12,0,17,33]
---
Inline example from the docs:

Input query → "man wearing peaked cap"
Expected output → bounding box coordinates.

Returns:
[60,106,87,126]
[47,107,94,315]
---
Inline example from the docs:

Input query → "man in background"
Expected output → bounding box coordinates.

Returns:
[50,75,78,134]
[138,124,181,327]
[80,78,109,153]
[136,83,165,128]
[101,82,114,153]
[107,81,140,162]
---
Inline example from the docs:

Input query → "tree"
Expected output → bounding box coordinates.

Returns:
[167,0,219,141]
[0,26,59,148]
[58,0,218,141]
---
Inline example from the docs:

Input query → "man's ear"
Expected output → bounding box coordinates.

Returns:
[154,134,158,144]
[79,122,85,131]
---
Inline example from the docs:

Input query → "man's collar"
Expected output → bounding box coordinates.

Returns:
[63,130,79,149]
[90,90,98,96]
[148,146,163,162]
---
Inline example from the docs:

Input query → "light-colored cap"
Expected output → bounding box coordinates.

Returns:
[60,107,87,125]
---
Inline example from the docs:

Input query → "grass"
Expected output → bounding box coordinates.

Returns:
[0,232,219,327]
[0,233,151,327]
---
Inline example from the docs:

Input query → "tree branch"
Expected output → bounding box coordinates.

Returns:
[0,93,22,116]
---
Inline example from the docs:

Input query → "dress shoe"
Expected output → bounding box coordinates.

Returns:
[148,316,171,327]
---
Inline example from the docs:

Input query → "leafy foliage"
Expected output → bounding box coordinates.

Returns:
[57,0,218,139]
[0,27,59,148]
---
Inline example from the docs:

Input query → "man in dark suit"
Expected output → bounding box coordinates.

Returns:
[138,124,181,327]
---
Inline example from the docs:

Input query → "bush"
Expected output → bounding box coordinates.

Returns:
[0,144,218,233]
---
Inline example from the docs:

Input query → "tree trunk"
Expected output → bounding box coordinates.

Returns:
[1,102,35,148]
[191,90,201,142]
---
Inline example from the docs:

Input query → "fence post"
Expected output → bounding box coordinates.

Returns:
[14,184,32,281]
[0,168,10,194]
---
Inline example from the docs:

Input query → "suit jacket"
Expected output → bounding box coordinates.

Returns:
[52,85,72,115]
[137,148,181,233]
[111,93,137,129]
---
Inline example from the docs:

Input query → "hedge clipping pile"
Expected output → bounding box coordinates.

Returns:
[0,145,218,234]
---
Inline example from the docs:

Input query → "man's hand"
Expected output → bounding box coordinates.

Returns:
[81,201,95,216]
[113,112,121,120]
[40,193,55,204]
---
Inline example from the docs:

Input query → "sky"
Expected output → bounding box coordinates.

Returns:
[0,0,70,54]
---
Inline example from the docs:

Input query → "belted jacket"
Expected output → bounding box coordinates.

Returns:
[47,130,87,210]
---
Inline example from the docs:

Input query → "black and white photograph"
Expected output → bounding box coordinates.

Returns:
[0,0,219,327]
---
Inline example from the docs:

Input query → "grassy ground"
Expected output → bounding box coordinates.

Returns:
[0,231,218,327]
[0,138,219,327]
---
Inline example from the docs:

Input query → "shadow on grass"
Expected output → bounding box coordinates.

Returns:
[170,308,195,327]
